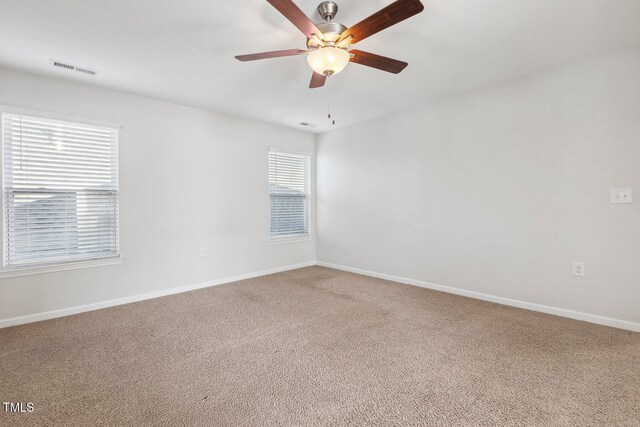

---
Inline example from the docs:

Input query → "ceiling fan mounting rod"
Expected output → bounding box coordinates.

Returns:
[317,1,339,22]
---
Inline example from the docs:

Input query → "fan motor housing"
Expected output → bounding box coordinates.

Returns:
[306,22,348,48]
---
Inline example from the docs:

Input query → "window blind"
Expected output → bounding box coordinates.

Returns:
[269,150,310,238]
[2,113,119,269]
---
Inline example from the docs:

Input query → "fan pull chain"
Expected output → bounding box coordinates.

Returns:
[327,86,331,123]
[327,81,336,125]
[332,91,336,125]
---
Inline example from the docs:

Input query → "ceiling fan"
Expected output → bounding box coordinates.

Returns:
[235,0,424,88]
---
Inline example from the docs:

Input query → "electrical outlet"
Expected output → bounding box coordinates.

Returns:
[200,247,207,257]
[326,236,332,245]
[610,188,632,204]
[572,262,584,277]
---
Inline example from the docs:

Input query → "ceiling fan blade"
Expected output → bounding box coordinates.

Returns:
[340,0,424,44]
[349,50,408,74]
[309,72,327,88]
[267,0,324,39]
[235,49,307,62]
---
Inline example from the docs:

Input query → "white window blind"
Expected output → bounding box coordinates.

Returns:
[269,150,310,238]
[2,113,119,269]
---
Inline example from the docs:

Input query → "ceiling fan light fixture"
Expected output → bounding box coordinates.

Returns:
[235,0,425,88]
[306,46,350,76]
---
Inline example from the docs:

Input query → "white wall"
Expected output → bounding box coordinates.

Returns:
[0,68,315,323]
[317,48,640,325]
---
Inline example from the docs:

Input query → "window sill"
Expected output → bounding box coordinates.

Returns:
[269,235,313,245]
[0,256,122,279]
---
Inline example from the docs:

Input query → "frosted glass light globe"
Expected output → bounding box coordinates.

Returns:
[307,47,350,76]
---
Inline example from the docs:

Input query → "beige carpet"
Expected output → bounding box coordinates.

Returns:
[1,266,638,426]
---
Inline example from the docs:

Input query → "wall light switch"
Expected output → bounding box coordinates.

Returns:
[610,188,632,204]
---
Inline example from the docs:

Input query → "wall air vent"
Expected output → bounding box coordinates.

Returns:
[50,59,97,76]
[52,60,74,70]
[75,66,97,76]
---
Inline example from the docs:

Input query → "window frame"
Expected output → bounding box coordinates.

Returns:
[268,147,313,244]
[0,106,121,278]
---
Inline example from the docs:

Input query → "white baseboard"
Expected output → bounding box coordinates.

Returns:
[0,261,316,329]
[317,261,640,333]
[4,260,638,333]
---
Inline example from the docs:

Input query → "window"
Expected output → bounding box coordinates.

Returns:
[2,113,119,270]
[269,150,310,239]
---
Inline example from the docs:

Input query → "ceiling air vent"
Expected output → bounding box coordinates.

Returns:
[50,59,97,76]
[299,122,317,128]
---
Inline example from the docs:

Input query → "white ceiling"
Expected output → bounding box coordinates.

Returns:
[1,0,639,132]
